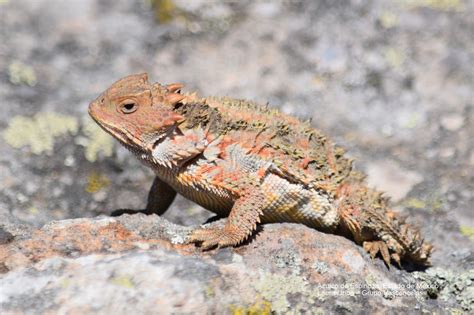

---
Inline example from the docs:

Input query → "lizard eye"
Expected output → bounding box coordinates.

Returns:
[119,100,137,114]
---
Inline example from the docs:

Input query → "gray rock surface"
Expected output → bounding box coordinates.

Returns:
[1,214,471,313]
[0,0,472,313]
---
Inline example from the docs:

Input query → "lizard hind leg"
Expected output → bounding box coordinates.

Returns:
[188,190,265,250]
[337,183,432,267]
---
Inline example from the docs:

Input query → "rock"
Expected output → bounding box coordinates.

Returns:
[366,160,423,202]
[440,114,464,132]
[0,214,467,313]
[0,229,13,247]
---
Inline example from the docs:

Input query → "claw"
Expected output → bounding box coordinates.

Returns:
[391,253,402,268]
[379,242,391,268]
[189,228,224,249]
[189,226,243,250]
[363,241,392,268]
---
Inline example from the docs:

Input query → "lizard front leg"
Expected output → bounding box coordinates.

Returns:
[188,189,266,249]
[112,127,207,218]
[111,176,176,216]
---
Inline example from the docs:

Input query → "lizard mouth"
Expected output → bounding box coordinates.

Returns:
[88,109,144,151]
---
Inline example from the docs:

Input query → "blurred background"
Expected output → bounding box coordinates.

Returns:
[0,0,472,270]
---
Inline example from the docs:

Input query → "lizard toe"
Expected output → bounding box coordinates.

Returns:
[189,227,241,250]
[363,240,392,268]
[188,227,224,250]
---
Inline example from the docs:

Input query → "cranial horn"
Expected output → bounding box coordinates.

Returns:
[166,83,184,93]
[166,93,186,105]
[171,113,185,122]
[163,113,185,126]
[138,73,149,83]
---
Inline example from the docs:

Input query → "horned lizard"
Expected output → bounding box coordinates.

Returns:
[88,73,432,267]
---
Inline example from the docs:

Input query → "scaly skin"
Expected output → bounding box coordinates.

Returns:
[88,73,433,267]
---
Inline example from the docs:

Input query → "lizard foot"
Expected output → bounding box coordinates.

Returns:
[188,190,265,250]
[188,227,241,250]
[363,240,392,267]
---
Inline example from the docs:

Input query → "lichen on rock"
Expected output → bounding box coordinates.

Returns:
[8,61,37,86]
[78,117,114,162]
[3,112,78,155]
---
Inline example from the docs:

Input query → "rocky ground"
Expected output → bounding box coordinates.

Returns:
[0,0,472,313]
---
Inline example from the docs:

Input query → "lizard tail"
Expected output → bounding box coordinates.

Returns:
[335,181,433,267]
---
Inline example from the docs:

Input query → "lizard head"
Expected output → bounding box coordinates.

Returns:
[88,73,184,152]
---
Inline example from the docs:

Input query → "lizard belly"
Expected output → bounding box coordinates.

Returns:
[172,179,234,217]
[260,173,339,231]
[153,164,235,217]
